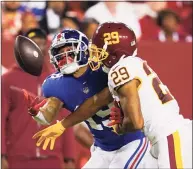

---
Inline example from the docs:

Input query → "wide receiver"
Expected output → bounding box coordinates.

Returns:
[28,29,157,168]
[88,22,192,168]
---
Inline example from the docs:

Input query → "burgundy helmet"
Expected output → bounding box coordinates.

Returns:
[88,22,137,71]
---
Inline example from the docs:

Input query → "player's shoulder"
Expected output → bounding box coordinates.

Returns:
[46,72,63,80]
[42,72,67,99]
[42,72,63,87]
[119,56,143,66]
[109,56,143,75]
[108,56,145,89]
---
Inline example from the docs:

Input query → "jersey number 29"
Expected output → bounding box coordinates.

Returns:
[143,62,174,104]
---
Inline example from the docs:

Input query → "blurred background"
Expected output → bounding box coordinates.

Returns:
[1,1,192,169]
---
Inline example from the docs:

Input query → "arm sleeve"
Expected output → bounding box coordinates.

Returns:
[42,77,63,100]
[41,78,53,98]
[108,57,143,90]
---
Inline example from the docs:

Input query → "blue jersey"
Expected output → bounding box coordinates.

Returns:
[42,67,145,151]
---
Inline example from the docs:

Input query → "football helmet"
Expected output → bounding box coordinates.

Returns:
[88,22,137,72]
[49,29,89,74]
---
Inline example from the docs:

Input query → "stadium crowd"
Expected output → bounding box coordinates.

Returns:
[2,1,192,42]
[1,1,192,169]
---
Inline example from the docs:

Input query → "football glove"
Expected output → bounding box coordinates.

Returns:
[22,89,46,116]
[108,106,122,134]
[32,120,65,150]
[23,89,51,125]
[108,106,122,126]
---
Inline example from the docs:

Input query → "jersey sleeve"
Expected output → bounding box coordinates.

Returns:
[42,76,53,97]
[108,57,143,90]
[41,74,64,102]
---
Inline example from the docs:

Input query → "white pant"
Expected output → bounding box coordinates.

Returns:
[83,137,158,169]
[150,120,192,169]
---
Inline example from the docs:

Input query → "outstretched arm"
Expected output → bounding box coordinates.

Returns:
[30,87,112,127]
[38,97,63,123]
[23,89,63,125]
[32,87,113,150]
[61,87,113,128]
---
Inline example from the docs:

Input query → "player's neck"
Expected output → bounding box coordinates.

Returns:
[73,65,88,78]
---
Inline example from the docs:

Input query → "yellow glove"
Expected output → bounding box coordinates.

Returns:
[32,120,65,150]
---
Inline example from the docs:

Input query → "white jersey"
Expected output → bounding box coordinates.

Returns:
[108,56,188,144]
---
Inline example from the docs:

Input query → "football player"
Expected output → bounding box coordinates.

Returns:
[88,22,192,168]
[30,29,158,168]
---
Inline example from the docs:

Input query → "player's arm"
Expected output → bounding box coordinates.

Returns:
[23,89,63,125]
[37,97,63,123]
[61,87,113,128]
[39,87,112,128]
[24,75,64,125]
[30,97,63,125]
[32,87,113,150]
[74,123,93,148]
[31,86,112,127]
[115,79,144,134]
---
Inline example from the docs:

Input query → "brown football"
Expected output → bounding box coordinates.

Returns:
[14,35,43,76]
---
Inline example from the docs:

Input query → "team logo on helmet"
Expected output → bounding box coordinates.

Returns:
[56,32,66,42]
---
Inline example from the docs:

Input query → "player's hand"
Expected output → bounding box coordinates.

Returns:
[108,106,122,126]
[22,89,46,116]
[32,120,66,150]
[108,106,122,134]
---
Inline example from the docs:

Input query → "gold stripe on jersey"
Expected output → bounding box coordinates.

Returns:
[173,131,183,169]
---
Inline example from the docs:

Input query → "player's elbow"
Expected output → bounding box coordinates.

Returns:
[124,115,144,130]
[133,117,144,130]
[130,108,144,130]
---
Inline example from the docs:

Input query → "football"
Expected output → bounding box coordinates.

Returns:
[14,35,43,76]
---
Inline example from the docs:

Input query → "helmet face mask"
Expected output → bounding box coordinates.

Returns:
[54,44,77,64]
[49,29,89,75]
[88,43,109,71]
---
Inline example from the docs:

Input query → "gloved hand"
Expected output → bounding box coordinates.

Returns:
[108,106,123,134]
[108,106,122,126]
[22,89,46,116]
[32,120,66,150]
